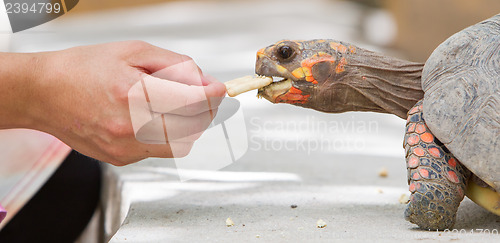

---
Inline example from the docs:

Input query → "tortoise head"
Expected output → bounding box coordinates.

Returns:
[255,40,354,108]
[255,39,424,118]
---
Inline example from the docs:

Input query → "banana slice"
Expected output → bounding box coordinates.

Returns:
[225,75,273,97]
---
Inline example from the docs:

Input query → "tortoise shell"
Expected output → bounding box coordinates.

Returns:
[422,14,500,192]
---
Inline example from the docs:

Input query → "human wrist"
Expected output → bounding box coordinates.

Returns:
[0,52,44,129]
[0,53,31,129]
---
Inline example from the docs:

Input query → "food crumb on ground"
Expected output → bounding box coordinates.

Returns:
[226,217,234,227]
[378,167,388,177]
[316,219,327,228]
[398,194,410,204]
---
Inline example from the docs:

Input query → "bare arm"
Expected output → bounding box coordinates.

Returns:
[0,41,227,165]
[0,52,43,129]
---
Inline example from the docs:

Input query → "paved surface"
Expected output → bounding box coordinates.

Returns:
[9,0,500,242]
[104,108,500,242]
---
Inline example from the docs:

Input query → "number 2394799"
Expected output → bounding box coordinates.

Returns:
[5,2,61,14]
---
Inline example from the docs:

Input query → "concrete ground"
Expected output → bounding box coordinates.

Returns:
[104,107,500,242]
[8,0,500,242]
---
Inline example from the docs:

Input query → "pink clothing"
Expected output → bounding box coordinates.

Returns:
[0,204,5,223]
[0,129,70,228]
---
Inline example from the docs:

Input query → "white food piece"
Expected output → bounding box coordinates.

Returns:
[316,219,327,228]
[225,75,273,97]
[226,217,235,227]
[398,194,410,204]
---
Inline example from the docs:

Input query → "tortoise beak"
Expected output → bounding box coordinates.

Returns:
[255,55,292,102]
[255,56,281,77]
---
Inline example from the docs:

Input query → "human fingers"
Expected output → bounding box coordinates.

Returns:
[132,109,218,144]
[202,73,221,86]
[141,74,225,116]
[124,41,185,74]
[150,55,206,86]
[96,142,195,166]
[125,41,207,86]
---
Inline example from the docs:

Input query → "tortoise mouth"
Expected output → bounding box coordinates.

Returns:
[257,77,292,102]
[256,74,316,103]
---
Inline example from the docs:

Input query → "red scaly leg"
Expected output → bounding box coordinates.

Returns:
[404,100,470,230]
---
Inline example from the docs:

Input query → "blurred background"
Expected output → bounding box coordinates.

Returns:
[4,0,500,58]
[1,0,499,242]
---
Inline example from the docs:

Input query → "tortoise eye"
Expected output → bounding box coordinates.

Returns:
[277,45,294,61]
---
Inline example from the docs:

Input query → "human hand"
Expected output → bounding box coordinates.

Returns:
[22,41,226,165]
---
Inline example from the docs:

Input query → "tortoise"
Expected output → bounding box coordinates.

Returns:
[253,14,500,230]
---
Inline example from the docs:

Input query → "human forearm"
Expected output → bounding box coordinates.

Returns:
[0,41,226,165]
[0,52,46,129]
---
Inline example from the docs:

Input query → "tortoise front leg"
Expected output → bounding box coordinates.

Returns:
[403,100,470,230]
